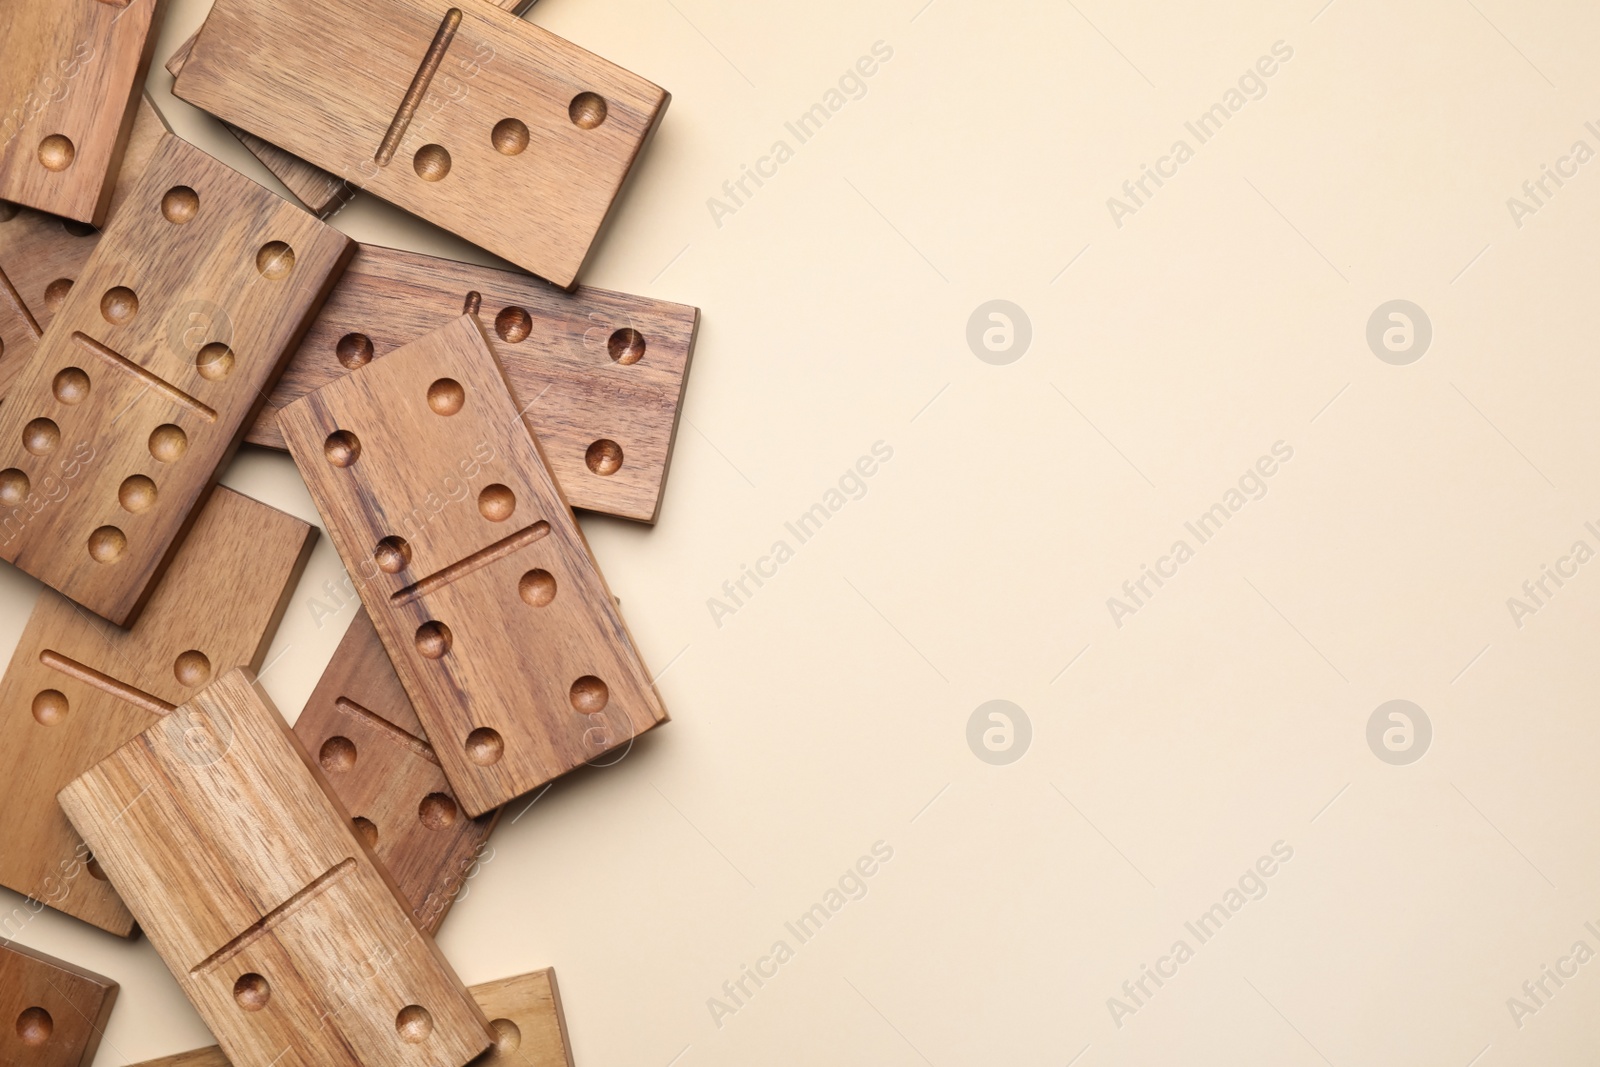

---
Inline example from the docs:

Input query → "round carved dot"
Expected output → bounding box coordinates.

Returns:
[16,1007,52,1046]
[495,307,531,344]
[119,475,157,513]
[23,418,59,456]
[427,378,465,415]
[478,484,514,522]
[61,219,96,238]
[465,727,504,766]
[518,569,555,606]
[32,690,67,726]
[609,327,646,365]
[149,424,188,463]
[491,118,530,155]
[38,135,74,171]
[87,526,127,563]
[256,242,295,280]
[569,92,607,129]
[418,792,459,831]
[174,650,211,687]
[586,438,623,476]
[233,973,270,1012]
[162,186,199,224]
[196,342,234,381]
[375,536,411,574]
[352,816,378,848]
[336,333,373,369]
[413,144,452,182]
[85,854,106,881]
[324,429,360,467]
[43,278,71,311]
[396,1005,433,1043]
[0,201,16,223]
[490,1018,521,1054]
[570,675,609,713]
[52,367,89,405]
[0,468,29,506]
[320,736,357,772]
[100,286,138,325]
[415,621,452,659]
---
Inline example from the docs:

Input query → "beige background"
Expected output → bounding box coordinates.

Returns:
[5,0,1600,1063]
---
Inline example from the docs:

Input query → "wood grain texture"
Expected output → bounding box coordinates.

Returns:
[295,608,500,934]
[126,1051,230,1067]
[0,0,169,224]
[0,257,43,407]
[0,939,119,1067]
[174,0,668,287]
[164,0,537,218]
[0,487,315,937]
[250,244,699,523]
[311,608,428,741]
[124,968,572,1067]
[59,669,494,1067]
[163,36,353,219]
[468,969,574,1067]
[0,95,171,400]
[279,315,668,817]
[0,131,353,625]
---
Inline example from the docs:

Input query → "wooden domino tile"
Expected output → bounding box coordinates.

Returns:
[279,314,668,817]
[59,669,494,1067]
[309,607,429,741]
[295,608,500,934]
[0,131,353,625]
[466,969,575,1067]
[0,96,172,331]
[0,487,315,936]
[0,939,119,1067]
[0,95,171,401]
[0,0,169,224]
[163,37,353,220]
[250,243,699,523]
[0,260,43,406]
[126,1053,230,1067]
[124,967,573,1067]
[163,0,538,218]
[174,0,669,287]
